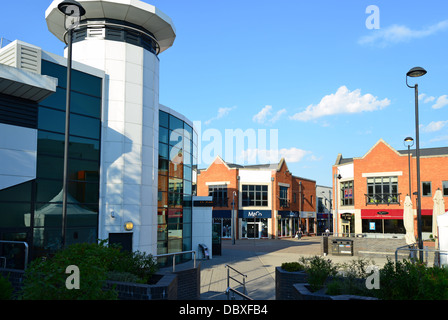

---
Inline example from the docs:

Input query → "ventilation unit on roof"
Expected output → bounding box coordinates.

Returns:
[0,41,41,74]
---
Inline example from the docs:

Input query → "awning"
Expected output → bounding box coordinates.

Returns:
[361,209,404,220]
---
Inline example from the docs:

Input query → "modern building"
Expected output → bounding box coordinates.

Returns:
[0,0,202,266]
[197,156,316,240]
[316,185,332,233]
[332,138,448,238]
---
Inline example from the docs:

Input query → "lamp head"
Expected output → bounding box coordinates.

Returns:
[406,67,427,78]
[404,136,414,147]
[58,0,86,17]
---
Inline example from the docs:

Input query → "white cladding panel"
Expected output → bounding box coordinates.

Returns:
[71,39,159,254]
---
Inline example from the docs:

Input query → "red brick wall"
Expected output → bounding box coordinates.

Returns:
[197,157,238,210]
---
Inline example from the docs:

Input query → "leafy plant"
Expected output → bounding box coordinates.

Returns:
[326,258,376,296]
[376,259,448,300]
[306,256,338,292]
[0,274,13,300]
[20,240,159,300]
[281,261,306,272]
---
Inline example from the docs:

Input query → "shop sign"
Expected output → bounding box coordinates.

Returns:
[341,213,352,220]
[278,210,299,218]
[239,210,271,219]
[193,200,214,207]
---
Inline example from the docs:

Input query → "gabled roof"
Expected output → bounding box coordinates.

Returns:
[199,156,288,172]
[334,138,448,166]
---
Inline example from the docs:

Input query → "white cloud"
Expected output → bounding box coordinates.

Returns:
[419,93,435,103]
[421,120,448,133]
[252,105,287,124]
[290,86,390,121]
[253,105,272,123]
[205,106,236,125]
[432,95,448,109]
[358,20,448,47]
[240,147,311,163]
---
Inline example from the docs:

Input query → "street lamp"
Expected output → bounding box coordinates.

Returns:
[406,66,427,260]
[232,191,237,245]
[404,137,414,198]
[333,171,341,235]
[58,0,86,248]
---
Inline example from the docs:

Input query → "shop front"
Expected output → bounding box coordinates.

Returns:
[361,209,405,234]
[277,211,300,238]
[212,210,233,239]
[239,210,271,239]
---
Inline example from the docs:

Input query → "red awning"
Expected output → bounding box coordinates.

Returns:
[361,209,404,220]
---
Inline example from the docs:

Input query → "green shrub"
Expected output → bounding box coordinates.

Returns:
[0,274,13,300]
[376,259,448,300]
[281,261,306,272]
[306,256,338,292]
[20,240,159,300]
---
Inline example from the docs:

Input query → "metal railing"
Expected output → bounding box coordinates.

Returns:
[365,193,401,206]
[154,250,196,272]
[395,244,448,267]
[226,264,250,300]
[0,240,29,270]
[226,287,253,300]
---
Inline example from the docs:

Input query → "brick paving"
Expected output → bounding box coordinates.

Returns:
[199,237,390,300]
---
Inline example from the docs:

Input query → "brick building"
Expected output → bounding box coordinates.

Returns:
[197,156,316,239]
[333,139,448,238]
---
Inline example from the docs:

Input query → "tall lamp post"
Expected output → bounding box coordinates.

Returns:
[404,137,414,198]
[406,66,427,260]
[58,0,86,248]
[232,191,237,245]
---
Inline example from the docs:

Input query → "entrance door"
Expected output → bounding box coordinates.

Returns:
[247,223,259,239]
[109,233,133,252]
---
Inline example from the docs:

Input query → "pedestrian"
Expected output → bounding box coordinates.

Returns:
[296,228,302,240]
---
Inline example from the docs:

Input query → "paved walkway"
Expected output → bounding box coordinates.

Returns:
[199,237,389,300]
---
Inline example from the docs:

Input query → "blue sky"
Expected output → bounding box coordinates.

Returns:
[1,0,447,187]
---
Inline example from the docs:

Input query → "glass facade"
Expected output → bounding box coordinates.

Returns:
[0,59,102,260]
[158,110,197,264]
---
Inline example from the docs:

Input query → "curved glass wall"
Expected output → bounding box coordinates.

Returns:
[158,110,197,265]
[0,59,102,262]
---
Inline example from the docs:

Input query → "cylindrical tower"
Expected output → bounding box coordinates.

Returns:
[45,0,176,254]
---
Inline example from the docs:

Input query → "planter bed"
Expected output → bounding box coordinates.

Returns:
[293,283,378,300]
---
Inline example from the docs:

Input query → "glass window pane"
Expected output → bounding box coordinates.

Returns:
[169,114,183,131]
[37,155,63,180]
[184,165,192,181]
[68,181,99,204]
[159,142,169,160]
[159,127,169,144]
[169,129,183,147]
[38,107,65,133]
[68,159,99,181]
[0,202,31,228]
[159,110,169,128]
[0,181,32,202]
[68,136,100,161]
[70,114,100,140]
[39,87,66,111]
[71,91,101,118]
[72,70,102,98]
[443,181,448,196]
[36,179,62,203]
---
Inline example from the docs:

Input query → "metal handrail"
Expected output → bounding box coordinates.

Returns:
[226,287,253,300]
[395,244,448,267]
[226,264,248,296]
[0,240,29,270]
[154,250,196,272]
